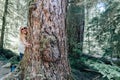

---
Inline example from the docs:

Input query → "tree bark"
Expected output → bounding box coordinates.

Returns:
[0,0,8,50]
[20,0,72,80]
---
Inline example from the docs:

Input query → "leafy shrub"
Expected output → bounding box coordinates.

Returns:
[8,55,19,64]
[84,59,120,80]
[0,48,17,59]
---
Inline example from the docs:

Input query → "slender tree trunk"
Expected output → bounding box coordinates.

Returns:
[20,0,72,80]
[0,0,8,50]
[77,5,85,52]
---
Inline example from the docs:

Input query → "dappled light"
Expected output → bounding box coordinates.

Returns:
[0,0,120,80]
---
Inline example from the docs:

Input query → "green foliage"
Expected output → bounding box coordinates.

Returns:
[71,69,103,80]
[69,43,82,69]
[69,45,120,80]
[88,0,120,57]
[84,58,120,80]
[0,48,17,59]
[8,55,19,64]
[0,54,7,61]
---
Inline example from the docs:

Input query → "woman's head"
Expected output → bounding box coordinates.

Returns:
[19,26,28,40]
[20,26,28,35]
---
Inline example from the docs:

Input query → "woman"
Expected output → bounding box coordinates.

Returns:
[10,26,30,72]
[18,26,30,60]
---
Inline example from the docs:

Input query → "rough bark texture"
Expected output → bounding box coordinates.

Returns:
[20,0,72,80]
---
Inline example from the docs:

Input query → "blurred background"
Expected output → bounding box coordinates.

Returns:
[0,0,120,80]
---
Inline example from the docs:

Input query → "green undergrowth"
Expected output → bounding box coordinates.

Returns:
[69,46,120,80]
[83,58,120,80]
[0,48,19,65]
[0,48,17,59]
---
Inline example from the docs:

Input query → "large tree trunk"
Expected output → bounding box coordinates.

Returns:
[0,0,8,50]
[20,0,72,80]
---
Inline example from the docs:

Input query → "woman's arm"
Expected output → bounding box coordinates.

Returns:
[21,37,31,47]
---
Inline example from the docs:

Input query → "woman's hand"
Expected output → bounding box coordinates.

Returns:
[23,40,31,47]
[25,42,32,47]
[21,37,32,47]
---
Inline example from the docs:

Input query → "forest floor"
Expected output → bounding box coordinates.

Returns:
[0,61,10,79]
[0,60,105,80]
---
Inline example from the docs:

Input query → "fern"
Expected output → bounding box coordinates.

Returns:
[85,59,120,80]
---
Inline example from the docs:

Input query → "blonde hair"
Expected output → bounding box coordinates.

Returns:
[19,26,28,41]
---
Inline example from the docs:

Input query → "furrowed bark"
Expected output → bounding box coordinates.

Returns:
[20,0,72,80]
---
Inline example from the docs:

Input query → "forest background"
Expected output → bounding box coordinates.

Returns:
[0,0,120,80]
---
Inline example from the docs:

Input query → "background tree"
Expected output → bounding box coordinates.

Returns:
[0,0,8,50]
[67,0,85,54]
